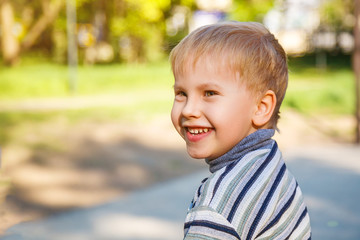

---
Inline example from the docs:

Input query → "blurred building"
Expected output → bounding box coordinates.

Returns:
[264,0,321,55]
[264,0,354,55]
[189,0,232,32]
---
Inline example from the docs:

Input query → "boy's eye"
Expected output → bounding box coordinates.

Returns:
[175,91,187,97]
[205,91,216,97]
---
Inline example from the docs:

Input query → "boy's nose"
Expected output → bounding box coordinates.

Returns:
[181,98,201,119]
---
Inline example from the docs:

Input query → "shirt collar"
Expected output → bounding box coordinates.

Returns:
[205,129,275,173]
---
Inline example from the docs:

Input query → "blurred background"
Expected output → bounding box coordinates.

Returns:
[0,0,358,237]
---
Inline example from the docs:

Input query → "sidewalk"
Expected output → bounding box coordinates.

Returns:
[284,145,360,240]
[0,170,208,240]
[1,145,360,240]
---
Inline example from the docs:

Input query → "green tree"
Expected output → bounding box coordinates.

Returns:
[1,0,279,65]
[111,0,171,62]
[74,0,176,63]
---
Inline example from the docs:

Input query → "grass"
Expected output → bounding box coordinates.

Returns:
[0,59,176,146]
[0,60,174,99]
[285,53,355,115]
[286,69,355,115]
[0,97,174,145]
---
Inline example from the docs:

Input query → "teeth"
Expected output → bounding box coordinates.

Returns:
[187,128,210,135]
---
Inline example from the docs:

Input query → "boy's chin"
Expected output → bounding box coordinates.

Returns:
[186,150,206,159]
[186,148,213,160]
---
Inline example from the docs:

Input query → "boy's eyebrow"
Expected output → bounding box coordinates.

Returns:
[197,82,223,90]
[173,82,224,90]
[173,83,181,89]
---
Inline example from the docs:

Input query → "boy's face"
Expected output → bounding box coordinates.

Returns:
[171,60,258,160]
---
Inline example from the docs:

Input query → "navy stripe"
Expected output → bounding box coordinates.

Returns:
[185,220,241,239]
[285,207,308,240]
[211,165,233,202]
[256,182,298,237]
[227,142,278,222]
[247,163,286,240]
[197,184,203,198]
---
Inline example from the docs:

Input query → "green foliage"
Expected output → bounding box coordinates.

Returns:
[2,0,356,66]
[229,0,274,21]
[319,0,354,31]
[109,0,173,62]
[126,0,170,22]
[76,0,95,7]
[180,0,195,9]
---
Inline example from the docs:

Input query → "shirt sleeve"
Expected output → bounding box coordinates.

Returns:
[184,206,241,240]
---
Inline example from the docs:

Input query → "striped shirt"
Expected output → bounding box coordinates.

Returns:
[184,130,311,239]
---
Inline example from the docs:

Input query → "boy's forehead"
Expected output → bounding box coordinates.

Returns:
[174,57,244,87]
[177,55,233,77]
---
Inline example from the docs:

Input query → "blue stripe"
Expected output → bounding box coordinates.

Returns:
[227,142,278,222]
[247,163,286,240]
[185,220,241,239]
[256,182,298,237]
[284,207,308,240]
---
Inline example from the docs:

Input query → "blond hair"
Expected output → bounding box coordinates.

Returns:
[170,21,288,130]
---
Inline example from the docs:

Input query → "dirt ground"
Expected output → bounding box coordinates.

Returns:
[0,108,356,234]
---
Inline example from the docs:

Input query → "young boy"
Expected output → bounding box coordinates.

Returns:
[170,21,311,239]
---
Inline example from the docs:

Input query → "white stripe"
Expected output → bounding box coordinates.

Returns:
[199,167,226,207]
[216,149,271,218]
[210,149,270,210]
[232,148,282,228]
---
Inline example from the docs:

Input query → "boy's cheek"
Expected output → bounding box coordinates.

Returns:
[170,107,181,130]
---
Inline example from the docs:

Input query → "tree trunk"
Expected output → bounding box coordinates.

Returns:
[94,0,111,42]
[354,0,360,143]
[0,0,20,66]
[21,0,64,51]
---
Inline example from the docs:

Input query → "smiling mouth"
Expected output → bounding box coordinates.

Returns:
[186,127,211,135]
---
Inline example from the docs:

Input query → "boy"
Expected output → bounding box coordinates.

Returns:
[170,21,311,239]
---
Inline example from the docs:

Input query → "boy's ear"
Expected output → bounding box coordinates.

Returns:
[252,90,276,128]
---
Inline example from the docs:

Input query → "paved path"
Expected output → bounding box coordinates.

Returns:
[1,145,360,240]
